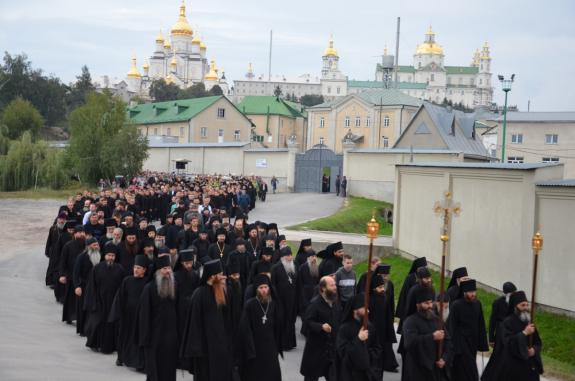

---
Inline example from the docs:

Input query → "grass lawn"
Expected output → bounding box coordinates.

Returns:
[287,196,393,236]
[0,185,95,200]
[353,255,575,381]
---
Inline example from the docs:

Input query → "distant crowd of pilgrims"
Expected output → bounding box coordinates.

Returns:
[43,173,544,381]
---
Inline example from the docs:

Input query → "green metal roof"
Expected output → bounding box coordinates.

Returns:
[348,80,427,90]
[127,96,222,125]
[376,64,416,73]
[356,89,422,107]
[445,66,479,75]
[237,96,306,118]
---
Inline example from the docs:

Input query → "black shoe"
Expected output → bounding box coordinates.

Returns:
[116,359,123,366]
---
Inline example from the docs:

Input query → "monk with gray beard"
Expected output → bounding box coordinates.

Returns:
[137,255,178,381]
[271,247,298,350]
[296,250,320,318]
[73,237,101,336]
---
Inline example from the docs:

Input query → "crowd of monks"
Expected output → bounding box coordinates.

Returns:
[44,173,544,381]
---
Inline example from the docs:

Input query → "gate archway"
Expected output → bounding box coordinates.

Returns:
[294,144,343,193]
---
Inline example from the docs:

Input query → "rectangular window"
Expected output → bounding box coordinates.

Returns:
[218,129,224,137]
[217,108,226,118]
[201,127,207,138]
[355,116,361,127]
[344,117,350,127]
[542,157,559,163]
[319,117,325,128]
[366,117,371,127]
[167,127,171,136]
[180,127,184,136]
[383,137,389,148]
[511,134,523,144]
[154,128,158,136]
[234,130,240,141]
[545,134,558,144]
[430,74,435,82]
[383,116,390,127]
[507,156,524,164]
[319,137,325,145]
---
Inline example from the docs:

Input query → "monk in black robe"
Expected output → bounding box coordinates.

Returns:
[245,224,261,266]
[226,238,251,289]
[118,227,139,272]
[73,237,100,336]
[482,281,517,381]
[137,255,178,381]
[355,257,381,294]
[207,227,232,263]
[180,259,238,381]
[396,256,427,333]
[294,238,313,269]
[446,266,468,307]
[59,226,86,324]
[300,276,342,381]
[84,246,125,353]
[248,247,273,285]
[53,220,75,302]
[296,250,320,318]
[336,293,382,381]
[318,241,344,277]
[237,274,283,381]
[109,255,149,369]
[403,286,452,381]
[173,248,200,369]
[494,290,543,381]
[368,266,399,377]
[45,213,66,289]
[271,246,298,350]
[448,279,488,381]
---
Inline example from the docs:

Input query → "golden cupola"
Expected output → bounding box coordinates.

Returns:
[127,57,142,78]
[155,30,165,44]
[205,59,218,81]
[164,39,172,50]
[192,34,201,45]
[200,40,207,50]
[323,35,338,57]
[171,0,193,37]
[415,26,444,55]
[481,41,491,60]
[142,60,150,72]
[472,48,481,66]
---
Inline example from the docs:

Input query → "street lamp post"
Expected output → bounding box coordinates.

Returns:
[498,74,515,162]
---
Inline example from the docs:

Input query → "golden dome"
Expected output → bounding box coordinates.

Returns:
[170,55,177,67]
[200,41,207,50]
[472,48,481,66]
[204,59,218,81]
[164,39,172,49]
[165,74,174,84]
[155,30,165,43]
[415,25,444,55]
[192,34,201,45]
[323,35,338,57]
[171,0,193,37]
[127,57,142,78]
[143,60,150,70]
[481,41,491,60]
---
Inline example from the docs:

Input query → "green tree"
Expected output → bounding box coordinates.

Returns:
[273,85,282,97]
[300,94,324,107]
[149,79,180,101]
[207,84,223,96]
[180,82,207,99]
[67,91,148,184]
[1,97,44,139]
[66,65,95,111]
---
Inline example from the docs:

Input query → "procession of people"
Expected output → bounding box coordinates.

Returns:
[44,172,544,381]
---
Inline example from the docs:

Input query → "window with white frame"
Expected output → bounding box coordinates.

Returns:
[542,157,559,163]
[319,117,325,128]
[337,87,340,94]
[217,108,226,118]
[511,134,523,144]
[383,137,389,148]
[154,128,158,136]
[344,117,350,127]
[201,127,207,138]
[507,156,524,163]
[545,134,558,144]
[366,117,371,127]
[355,116,361,127]
[319,137,324,145]
[218,129,224,137]
[234,130,240,141]
[383,115,390,127]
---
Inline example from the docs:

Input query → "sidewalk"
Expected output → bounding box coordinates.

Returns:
[282,228,393,247]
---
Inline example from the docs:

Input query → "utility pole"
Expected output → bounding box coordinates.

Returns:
[268,30,273,82]
[394,17,401,89]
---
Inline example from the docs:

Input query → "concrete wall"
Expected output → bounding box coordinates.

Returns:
[243,150,291,192]
[393,163,575,313]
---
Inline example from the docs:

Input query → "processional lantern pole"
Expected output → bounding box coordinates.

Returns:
[362,208,380,330]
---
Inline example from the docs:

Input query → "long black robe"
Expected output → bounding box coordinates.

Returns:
[108,275,147,369]
[53,231,72,302]
[296,262,319,318]
[336,318,382,381]
[226,250,251,289]
[396,272,417,333]
[207,241,232,264]
[174,267,200,368]
[481,296,511,381]
[369,286,399,375]
[237,297,283,381]
[494,313,543,381]
[180,284,236,381]
[403,311,452,381]
[59,239,85,323]
[45,224,63,287]
[448,298,489,381]
[300,295,342,378]
[83,262,125,353]
[73,251,96,336]
[118,241,139,274]
[137,280,178,381]
[318,254,342,277]
[192,237,210,258]
[271,262,298,350]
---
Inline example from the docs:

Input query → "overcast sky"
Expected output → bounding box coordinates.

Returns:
[1,0,574,110]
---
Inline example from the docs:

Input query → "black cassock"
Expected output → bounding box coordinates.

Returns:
[296,262,319,318]
[300,295,342,379]
[318,254,342,278]
[448,298,489,381]
[180,284,236,381]
[481,295,511,381]
[494,313,543,381]
[73,252,96,336]
[83,262,125,353]
[396,272,417,334]
[53,231,72,302]
[44,224,63,287]
[271,262,298,350]
[336,319,382,381]
[108,275,147,369]
[237,297,283,381]
[174,267,200,368]
[137,280,178,381]
[402,311,452,381]
[59,239,85,323]
[368,286,399,375]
